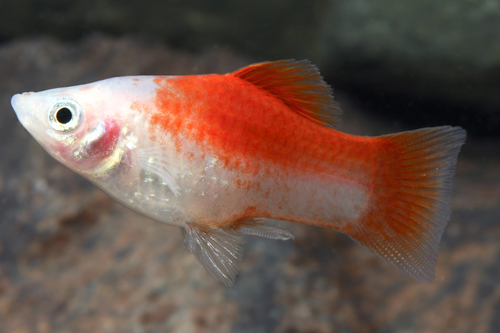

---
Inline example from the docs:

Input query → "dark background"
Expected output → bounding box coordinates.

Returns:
[0,1,499,332]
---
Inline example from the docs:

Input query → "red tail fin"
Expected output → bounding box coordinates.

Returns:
[341,126,466,282]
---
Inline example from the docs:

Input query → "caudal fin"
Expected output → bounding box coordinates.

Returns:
[341,126,466,282]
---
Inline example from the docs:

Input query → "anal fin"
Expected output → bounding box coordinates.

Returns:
[237,218,295,240]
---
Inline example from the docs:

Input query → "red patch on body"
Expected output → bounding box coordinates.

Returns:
[150,74,377,182]
[83,120,120,159]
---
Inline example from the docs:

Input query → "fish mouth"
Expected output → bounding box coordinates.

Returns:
[11,93,23,115]
[11,92,35,128]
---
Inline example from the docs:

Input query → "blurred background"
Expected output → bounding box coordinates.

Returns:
[0,1,499,332]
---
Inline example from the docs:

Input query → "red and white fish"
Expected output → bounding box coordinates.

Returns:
[11,60,466,286]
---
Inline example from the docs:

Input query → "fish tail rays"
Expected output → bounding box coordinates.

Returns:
[340,126,466,282]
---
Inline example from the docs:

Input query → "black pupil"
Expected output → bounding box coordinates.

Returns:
[56,108,72,124]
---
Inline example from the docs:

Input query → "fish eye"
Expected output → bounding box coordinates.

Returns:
[48,99,83,132]
[56,107,72,124]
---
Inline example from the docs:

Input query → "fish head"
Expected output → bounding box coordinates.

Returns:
[11,81,125,176]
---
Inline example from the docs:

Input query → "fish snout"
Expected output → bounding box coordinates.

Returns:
[11,92,35,127]
[11,93,23,113]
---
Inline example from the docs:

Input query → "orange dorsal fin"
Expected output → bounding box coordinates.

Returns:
[232,60,342,128]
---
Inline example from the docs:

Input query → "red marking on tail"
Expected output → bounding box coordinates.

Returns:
[340,126,466,282]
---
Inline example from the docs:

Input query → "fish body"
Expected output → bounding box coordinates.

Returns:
[11,60,466,286]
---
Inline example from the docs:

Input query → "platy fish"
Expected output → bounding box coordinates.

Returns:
[11,60,466,286]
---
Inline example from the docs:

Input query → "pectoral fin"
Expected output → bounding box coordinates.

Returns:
[137,146,180,196]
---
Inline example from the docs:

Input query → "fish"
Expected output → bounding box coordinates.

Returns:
[11,60,466,286]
